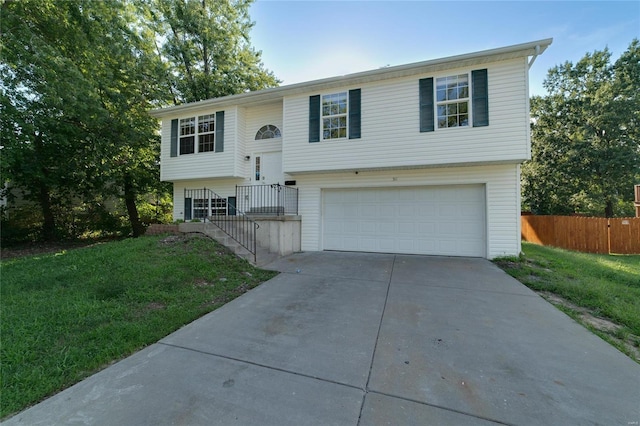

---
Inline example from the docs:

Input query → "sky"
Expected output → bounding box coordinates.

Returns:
[249,1,640,96]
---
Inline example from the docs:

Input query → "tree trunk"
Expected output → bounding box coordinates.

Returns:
[605,199,614,218]
[124,174,145,237]
[37,179,57,241]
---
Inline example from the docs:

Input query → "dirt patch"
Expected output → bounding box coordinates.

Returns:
[539,291,640,362]
[0,239,114,260]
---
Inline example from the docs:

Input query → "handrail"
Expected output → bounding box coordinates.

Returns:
[235,184,298,216]
[184,188,258,263]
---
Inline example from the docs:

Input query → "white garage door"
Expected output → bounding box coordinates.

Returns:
[322,185,486,257]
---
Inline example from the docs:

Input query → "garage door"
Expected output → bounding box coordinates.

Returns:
[322,185,485,257]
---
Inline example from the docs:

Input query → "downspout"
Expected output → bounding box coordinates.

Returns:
[528,45,541,69]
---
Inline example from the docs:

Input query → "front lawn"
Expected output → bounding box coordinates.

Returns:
[495,242,640,363]
[0,234,278,418]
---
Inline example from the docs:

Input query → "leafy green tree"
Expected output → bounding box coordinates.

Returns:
[1,0,278,241]
[144,0,279,103]
[523,40,640,217]
[1,0,108,239]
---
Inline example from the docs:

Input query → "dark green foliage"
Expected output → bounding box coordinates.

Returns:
[0,0,278,241]
[523,40,640,217]
[143,0,280,103]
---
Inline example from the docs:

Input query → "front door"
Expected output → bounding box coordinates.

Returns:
[244,152,284,214]
[253,152,283,185]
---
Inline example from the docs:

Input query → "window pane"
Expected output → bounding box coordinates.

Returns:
[436,89,446,102]
[438,117,447,128]
[198,114,215,133]
[459,86,469,99]
[180,117,195,136]
[338,128,346,138]
[199,133,215,152]
[448,116,458,127]
[447,104,458,115]
[179,136,195,154]
[459,102,468,113]
[437,105,447,116]
[459,114,469,127]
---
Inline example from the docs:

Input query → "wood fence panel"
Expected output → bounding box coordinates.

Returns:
[521,215,638,255]
[521,215,555,245]
[609,218,640,254]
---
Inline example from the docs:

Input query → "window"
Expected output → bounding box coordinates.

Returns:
[198,114,215,152]
[176,113,221,155]
[192,197,227,219]
[192,198,209,219]
[322,92,347,139]
[436,74,469,128]
[255,125,281,140]
[211,198,227,216]
[179,117,195,154]
[419,69,488,133]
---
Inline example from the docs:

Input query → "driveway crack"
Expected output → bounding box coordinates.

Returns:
[357,254,396,423]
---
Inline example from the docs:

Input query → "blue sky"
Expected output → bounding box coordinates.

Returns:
[249,1,639,96]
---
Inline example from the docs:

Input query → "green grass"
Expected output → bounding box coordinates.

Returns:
[0,234,278,418]
[494,242,640,360]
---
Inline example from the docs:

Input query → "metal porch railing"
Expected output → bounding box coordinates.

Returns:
[235,184,298,216]
[184,188,258,262]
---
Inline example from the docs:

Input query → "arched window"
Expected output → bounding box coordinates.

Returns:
[255,124,282,140]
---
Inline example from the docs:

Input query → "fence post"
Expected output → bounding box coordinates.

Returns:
[607,219,611,255]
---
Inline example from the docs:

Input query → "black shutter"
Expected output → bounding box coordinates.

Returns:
[348,89,361,139]
[472,69,489,127]
[419,78,434,132]
[184,198,192,220]
[170,119,178,157]
[215,111,225,152]
[309,95,320,142]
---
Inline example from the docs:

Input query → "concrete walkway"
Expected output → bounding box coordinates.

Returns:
[4,252,639,425]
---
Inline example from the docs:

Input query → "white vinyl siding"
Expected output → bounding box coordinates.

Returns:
[282,58,529,174]
[245,102,283,155]
[160,107,239,181]
[295,164,520,259]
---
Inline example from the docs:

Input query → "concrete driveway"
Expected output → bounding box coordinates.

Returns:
[4,252,639,425]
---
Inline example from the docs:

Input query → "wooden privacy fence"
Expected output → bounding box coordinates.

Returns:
[521,215,640,255]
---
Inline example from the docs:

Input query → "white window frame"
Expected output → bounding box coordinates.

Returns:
[435,73,471,130]
[178,114,216,155]
[191,197,227,219]
[321,92,348,140]
[197,114,215,153]
[179,117,196,155]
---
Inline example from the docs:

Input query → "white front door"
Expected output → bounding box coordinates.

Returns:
[253,152,283,185]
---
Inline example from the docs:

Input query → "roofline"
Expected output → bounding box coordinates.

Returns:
[149,38,552,118]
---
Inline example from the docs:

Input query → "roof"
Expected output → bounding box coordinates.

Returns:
[149,38,552,118]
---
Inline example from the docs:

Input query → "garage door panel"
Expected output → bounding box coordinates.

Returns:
[323,185,485,257]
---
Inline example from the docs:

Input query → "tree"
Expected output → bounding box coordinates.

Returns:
[1,0,109,239]
[522,40,640,217]
[144,0,279,103]
[1,0,277,240]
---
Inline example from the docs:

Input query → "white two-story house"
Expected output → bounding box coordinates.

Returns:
[149,39,552,260]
